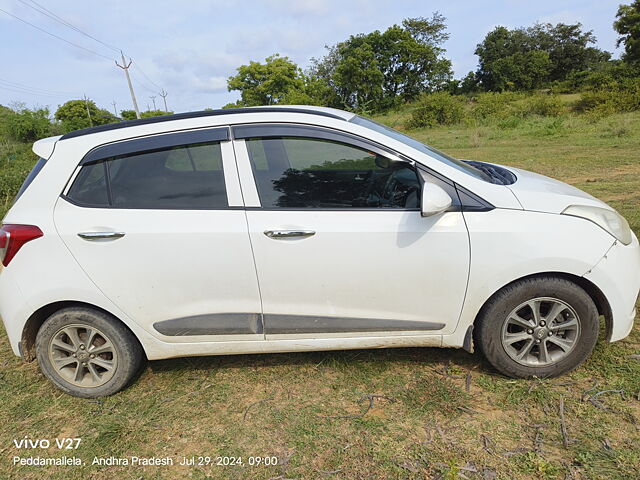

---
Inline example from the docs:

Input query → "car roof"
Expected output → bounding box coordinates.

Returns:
[58,105,356,141]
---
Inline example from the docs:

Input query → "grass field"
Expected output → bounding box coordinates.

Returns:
[1,108,639,480]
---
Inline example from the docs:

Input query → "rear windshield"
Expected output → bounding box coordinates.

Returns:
[350,115,492,182]
[14,157,47,203]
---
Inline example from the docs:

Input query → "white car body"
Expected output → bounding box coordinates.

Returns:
[1,106,638,363]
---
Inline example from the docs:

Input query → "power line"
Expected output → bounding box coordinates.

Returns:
[1,4,165,111]
[0,80,74,98]
[0,7,115,61]
[17,0,120,53]
[130,73,158,94]
[127,66,160,94]
[16,1,164,94]
[132,63,162,90]
[0,77,75,96]
[0,84,68,98]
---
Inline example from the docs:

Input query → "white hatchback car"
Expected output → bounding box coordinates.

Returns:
[1,106,638,397]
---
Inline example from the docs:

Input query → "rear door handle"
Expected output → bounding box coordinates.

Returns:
[78,232,126,241]
[264,230,315,239]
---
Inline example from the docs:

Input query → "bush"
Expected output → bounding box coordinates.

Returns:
[552,61,640,92]
[120,110,172,120]
[524,116,565,137]
[495,115,525,129]
[469,92,525,120]
[517,94,565,117]
[574,83,640,115]
[0,107,51,143]
[55,99,117,133]
[0,142,38,216]
[407,92,465,128]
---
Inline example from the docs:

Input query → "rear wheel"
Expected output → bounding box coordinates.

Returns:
[474,277,599,378]
[35,307,143,398]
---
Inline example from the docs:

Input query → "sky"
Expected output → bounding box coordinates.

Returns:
[0,0,627,114]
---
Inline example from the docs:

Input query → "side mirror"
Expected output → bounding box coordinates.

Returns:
[421,182,452,217]
[375,155,405,169]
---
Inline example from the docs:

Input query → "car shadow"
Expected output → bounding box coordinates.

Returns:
[147,346,493,376]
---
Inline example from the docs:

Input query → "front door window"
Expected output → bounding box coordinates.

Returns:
[244,137,421,209]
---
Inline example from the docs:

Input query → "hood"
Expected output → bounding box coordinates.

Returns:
[505,166,609,214]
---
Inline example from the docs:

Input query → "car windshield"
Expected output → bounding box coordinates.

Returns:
[350,115,492,182]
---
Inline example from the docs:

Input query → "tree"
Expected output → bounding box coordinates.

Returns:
[475,23,610,91]
[227,54,307,106]
[458,71,481,94]
[0,104,13,139]
[491,51,553,91]
[475,26,526,91]
[0,105,51,142]
[54,99,117,132]
[331,39,385,111]
[120,109,172,120]
[530,23,611,81]
[615,1,640,64]
[311,13,453,111]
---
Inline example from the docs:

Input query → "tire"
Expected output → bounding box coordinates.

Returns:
[474,276,599,378]
[35,307,144,398]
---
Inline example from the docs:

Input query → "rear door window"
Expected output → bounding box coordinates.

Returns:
[66,162,109,207]
[66,142,228,210]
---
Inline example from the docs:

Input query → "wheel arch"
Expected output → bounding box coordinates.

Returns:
[20,301,146,362]
[471,272,613,346]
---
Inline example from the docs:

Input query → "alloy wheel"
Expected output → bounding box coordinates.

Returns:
[47,323,118,388]
[500,297,581,367]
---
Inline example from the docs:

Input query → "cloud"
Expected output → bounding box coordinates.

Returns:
[191,76,228,93]
[264,0,331,17]
[538,10,584,26]
[0,0,625,112]
[156,50,244,77]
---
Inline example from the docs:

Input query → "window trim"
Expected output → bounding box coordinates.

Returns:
[80,127,230,166]
[232,123,409,164]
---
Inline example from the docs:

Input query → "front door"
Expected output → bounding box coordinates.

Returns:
[232,125,470,338]
[54,128,264,341]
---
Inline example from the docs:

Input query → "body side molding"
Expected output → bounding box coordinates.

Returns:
[264,314,445,334]
[153,313,446,336]
[153,313,263,336]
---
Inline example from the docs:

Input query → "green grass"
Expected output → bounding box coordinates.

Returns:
[1,106,639,479]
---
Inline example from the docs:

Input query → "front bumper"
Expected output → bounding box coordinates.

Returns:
[584,233,640,342]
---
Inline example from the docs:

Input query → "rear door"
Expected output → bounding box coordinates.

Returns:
[54,127,264,341]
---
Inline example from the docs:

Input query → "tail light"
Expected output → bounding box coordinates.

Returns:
[0,225,43,267]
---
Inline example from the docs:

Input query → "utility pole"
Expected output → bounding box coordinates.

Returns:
[150,95,157,110]
[115,50,141,119]
[111,100,117,117]
[159,89,168,112]
[82,94,93,127]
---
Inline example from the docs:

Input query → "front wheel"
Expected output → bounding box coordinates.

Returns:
[35,307,144,398]
[474,277,599,378]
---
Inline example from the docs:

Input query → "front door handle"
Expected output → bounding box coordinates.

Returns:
[264,230,315,239]
[78,232,126,241]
